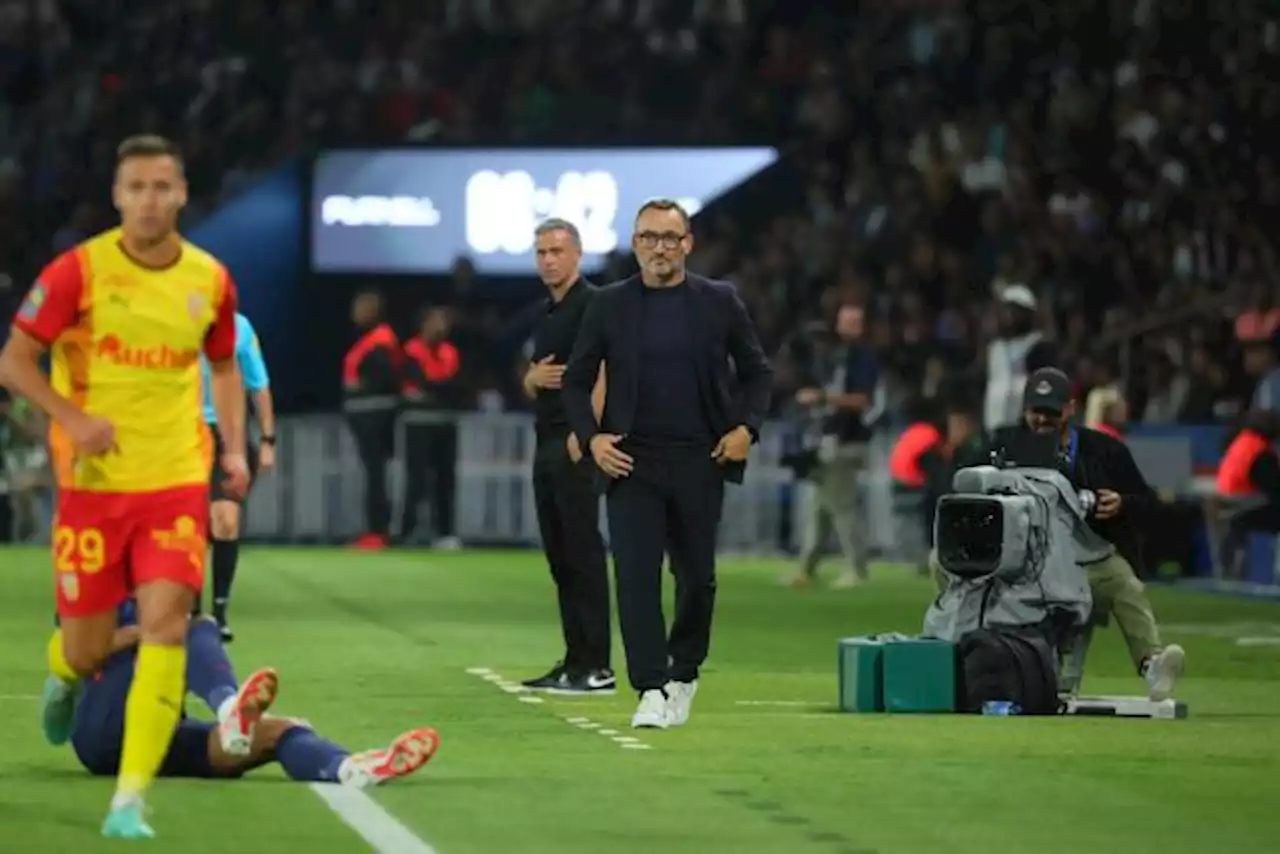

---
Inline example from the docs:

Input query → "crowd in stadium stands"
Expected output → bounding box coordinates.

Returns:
[3,0,1279,428]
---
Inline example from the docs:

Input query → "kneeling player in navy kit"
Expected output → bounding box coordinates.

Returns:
[69,603,439,794]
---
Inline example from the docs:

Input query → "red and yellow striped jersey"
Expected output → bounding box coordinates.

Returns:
[13,227,237,493]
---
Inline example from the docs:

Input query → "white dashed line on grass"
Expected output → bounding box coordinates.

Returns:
[466,667,654,752]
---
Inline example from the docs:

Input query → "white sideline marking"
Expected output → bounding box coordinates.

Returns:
[734,700,812,707]
[466,668,653,751]
[0,694,39,701]
[310,783,438,854]
[1237,637,1280,647]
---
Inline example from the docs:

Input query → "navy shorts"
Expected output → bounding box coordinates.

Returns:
[69,652,235,779]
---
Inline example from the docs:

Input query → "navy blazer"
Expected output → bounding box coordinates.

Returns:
[562,273,774,485]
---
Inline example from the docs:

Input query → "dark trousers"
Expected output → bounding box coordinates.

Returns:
[532,434,611,672]
[347,410,394,537]
[401,421,457,539]
[1223,502,1280,578]
[607,452,725,691]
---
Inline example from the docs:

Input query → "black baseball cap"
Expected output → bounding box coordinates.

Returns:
[1023,367,1072,414]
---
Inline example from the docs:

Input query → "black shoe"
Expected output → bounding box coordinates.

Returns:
[215,612,234,644]
[548,668,617,695]
[522,662,568,690]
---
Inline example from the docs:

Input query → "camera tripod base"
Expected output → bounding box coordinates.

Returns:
[1063,694,1188,719]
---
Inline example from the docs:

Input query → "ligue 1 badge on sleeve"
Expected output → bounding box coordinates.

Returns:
[18,281,47,321]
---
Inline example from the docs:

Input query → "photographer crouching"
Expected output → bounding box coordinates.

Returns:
[986,368,1186,700]
[783,304,882,589]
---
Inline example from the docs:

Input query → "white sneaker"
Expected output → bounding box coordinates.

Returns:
[665,680,699,727]
[1144,644,1185,701]
[216,667,278,756]
[630,689,670,729]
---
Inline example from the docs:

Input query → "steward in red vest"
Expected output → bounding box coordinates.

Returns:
[1216,413,1280,496]
[888,421,942,488]
[343,292,403,550]
[1217,410,1280,577]
[399,306,463,546]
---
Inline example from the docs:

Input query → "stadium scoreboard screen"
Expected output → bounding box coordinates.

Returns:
[309,147,779,276]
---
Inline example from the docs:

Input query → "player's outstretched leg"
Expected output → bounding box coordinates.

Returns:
[274,725,440,787]
[339,728,441,788]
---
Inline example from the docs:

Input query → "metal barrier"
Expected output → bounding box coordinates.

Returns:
[239,411,907,555]
[217,413,1223,574]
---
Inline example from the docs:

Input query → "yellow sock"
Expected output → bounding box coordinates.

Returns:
[116,643,186,798]
[47,629,78,684]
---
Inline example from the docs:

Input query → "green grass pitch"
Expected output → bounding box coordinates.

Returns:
[0,546,1277,853]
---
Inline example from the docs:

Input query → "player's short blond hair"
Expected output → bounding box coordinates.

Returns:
[116,134,184,170]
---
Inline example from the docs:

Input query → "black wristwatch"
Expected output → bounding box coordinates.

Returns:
[260,435,276,447]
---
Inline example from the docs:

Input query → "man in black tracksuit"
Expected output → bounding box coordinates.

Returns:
[520,218,613,695]
[983,368,1186,700]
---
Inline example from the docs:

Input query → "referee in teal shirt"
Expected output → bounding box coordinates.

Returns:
[200,313,275,641]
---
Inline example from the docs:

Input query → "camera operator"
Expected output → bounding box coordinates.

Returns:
[988,367,1185,700]
[785,303,882,589]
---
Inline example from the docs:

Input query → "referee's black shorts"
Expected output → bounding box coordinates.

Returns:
[208,424,259,504]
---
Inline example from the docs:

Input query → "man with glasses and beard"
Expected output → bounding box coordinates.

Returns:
[986,367,1186,700]
[562,199,773,730]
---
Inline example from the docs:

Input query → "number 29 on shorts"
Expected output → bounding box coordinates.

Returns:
[55,525,107,575]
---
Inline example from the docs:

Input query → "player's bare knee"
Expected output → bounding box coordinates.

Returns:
[61,612,118,676]
[135,580,197,646]
[210,501,240,540]
[64,642,110,678]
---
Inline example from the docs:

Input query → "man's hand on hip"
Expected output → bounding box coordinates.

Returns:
[712,426,752,463]
[590,433,633,478]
